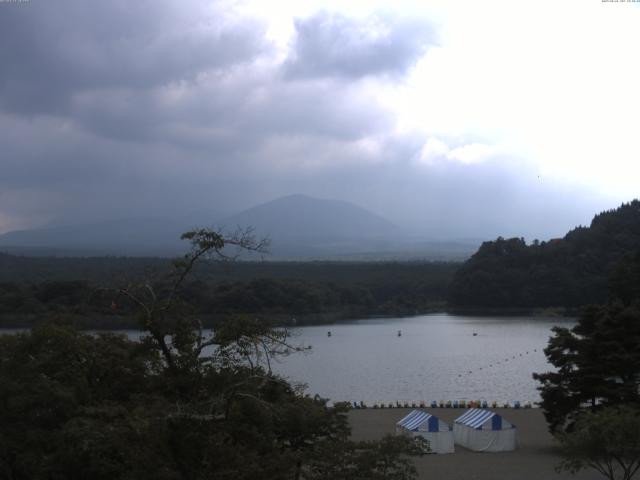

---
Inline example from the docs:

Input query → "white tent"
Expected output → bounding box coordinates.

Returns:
[396,410,454,454]
[453,408,517,452]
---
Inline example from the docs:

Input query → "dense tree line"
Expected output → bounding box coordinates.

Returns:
[0,253,457,285]
[3,200,639,322]
[0,262,456,328]
[449,200,640,309]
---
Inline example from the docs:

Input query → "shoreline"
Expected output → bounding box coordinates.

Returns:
[0,308,577,330]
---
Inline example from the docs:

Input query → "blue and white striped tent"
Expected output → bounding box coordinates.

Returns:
[396,410,454,454]
[453,409,517,452]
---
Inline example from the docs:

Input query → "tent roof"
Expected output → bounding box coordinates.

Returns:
[455,409,502,429]
[397,410,443,432]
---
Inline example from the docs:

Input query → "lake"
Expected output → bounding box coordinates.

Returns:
[272,314,573,405]
[0,313,573,405]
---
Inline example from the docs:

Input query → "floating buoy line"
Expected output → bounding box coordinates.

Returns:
[456,348,540,378]
[324,332,541,409]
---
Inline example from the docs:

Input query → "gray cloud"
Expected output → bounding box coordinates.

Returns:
[0,0,267,115]
[260,155,615,241]
[66,75,393,148]
[0,107,617,240]
[0,2,618,240]
[0,2,396,149]
[283,11,436,79]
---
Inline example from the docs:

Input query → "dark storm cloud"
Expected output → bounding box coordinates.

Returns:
[0,0,267,115]
[0,1,398,148]
[283,11,436,79]
[68,75,393,147]
[0,1,613,240]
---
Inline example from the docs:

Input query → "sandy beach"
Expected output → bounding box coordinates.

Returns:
[349,408,602,480]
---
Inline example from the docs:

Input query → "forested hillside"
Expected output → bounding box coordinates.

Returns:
[4,200,639,324]
[0,257,457,328]
[449,200,640,309]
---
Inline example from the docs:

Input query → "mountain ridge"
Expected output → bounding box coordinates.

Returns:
[216,194,400,241]
[0,195,460,259]
[0,194,479,260]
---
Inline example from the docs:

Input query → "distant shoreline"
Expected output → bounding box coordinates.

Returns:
[445,306,581,318]
[0,307,579,331]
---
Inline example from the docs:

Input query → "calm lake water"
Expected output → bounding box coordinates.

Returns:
[272,314,574,405]
[0,314,573,405]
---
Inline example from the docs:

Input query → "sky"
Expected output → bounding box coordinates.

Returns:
[1,0,638,240]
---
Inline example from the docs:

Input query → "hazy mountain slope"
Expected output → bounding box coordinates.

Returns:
[218,194,398,240]
[214,194,408,258]
[0,217,206,256]
[0,195,477,260]
[0,195,399,257]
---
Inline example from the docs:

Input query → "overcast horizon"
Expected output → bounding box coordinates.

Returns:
[1,0,639,242]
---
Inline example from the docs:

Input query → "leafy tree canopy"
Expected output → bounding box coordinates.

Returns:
[0,228,424,480]
[534,302,640,433]
[534,248,640,433]
[557,406,640,480]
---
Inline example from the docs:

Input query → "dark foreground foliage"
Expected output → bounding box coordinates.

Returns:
[534,247,640,433]
[0,229,425,480]
[534,246,640,479]
[0,322,424,480]
[534,302,640,433]
[556,406,640,480]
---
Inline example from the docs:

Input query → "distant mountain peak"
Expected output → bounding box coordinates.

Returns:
[219,195,398,241]
[244,194,367,210]
[0,194,478,260]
